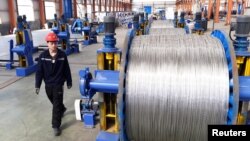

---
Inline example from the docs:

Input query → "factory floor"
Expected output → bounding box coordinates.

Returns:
[0,27,128,141]
[0,20,231,141]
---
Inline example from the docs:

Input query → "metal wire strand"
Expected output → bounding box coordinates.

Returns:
[125,34,229,141]
[149,28,186,35]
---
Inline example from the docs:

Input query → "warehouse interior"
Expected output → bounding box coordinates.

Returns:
[0,0,250,141]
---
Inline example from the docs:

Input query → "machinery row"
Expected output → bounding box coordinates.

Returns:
[0,0,136,77]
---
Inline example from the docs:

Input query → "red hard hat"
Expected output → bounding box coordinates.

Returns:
[45,32,58,42]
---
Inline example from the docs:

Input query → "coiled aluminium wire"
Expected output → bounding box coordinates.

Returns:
[125,34,230,141]
[149,28,186,35]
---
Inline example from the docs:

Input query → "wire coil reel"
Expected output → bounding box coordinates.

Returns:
[124,34,237,141]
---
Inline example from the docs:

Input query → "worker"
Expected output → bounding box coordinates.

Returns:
[35,32,72,136]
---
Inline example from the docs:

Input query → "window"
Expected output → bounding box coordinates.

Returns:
[17,0,35,21]
[45,1,56,20]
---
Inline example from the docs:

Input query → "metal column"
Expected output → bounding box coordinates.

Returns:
[109,0,112,12]
[207,0,213,20]
[84,0,87,14]
[39,0,46,28]
[92,0,96,20]
[8,0,16,33]
[104,0,107,12]
[73,0,77,18]
[99,0,102,12]
[226,0,233,25]
[214,0,220,23]
[59,0,63,16]
[63,0,73,19]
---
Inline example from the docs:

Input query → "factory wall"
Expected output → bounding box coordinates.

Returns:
[0,0,61,35]
[31,0,41,30]
[0,0,113,36]
[44,0,59,26]
[16,0,40,30]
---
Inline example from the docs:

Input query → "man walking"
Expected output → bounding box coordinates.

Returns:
[35,32,72,136]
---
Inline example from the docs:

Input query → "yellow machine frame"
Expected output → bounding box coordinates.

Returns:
[97,52,121,133]
[236,56,250,124]
[16,31,26,67]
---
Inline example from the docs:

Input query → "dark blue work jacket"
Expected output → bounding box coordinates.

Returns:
[35,49,72,88]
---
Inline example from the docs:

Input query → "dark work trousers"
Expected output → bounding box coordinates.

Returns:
[45,85,66,128]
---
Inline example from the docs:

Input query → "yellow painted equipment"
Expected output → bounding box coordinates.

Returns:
[97,52,120,133]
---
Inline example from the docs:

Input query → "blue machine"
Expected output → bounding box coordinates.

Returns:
[76,23,250,140]
[132,14,140,36]
[229,15,250,124]
[192,12,208,34]
[229,16,250,53]
[71,18,84,34]
[139,12,146,35]
[76,16,121,141]
[193,12,203,33]
[51,14,59,34]
[178,12,185,28]
[159,10,166,20]
[5,40,15,70]
[173,11,178,28]
[49,0,79,55]
[6,16,37,76]
[79,68,119,124]
[51,14,79,56]
[22,15,30,30]
[75,14,250,140]
[22,14,38,53]
[78,26,250,139]
[96,22,105,34]
[82,23,98,45]
[144,13,150,34]
[71,13,98,45]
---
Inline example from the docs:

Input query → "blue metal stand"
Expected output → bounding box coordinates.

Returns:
[52,15,79,56]
[7,16,37,76]
[71,16,98,46]
[82,25,98,45]
[71,18,83,34]
[173,11,178,28]
[192,12,207,34]
[178,12,185,28]
[79,68,119,128]
[12,30,37,77]
[96,23,104,33]
[6,40,14,70]
[239,76,250,101]
[234,36,249,55]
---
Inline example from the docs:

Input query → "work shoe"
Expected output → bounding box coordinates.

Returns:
[53,128,61,136]
[62,107,67,117]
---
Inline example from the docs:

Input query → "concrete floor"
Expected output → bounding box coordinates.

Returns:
[0,19,232,141]
[0,27,128,141]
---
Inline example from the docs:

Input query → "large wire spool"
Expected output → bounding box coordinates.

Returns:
[124,34,238,141]
[149,28,186,35]
[150,20,173,28]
